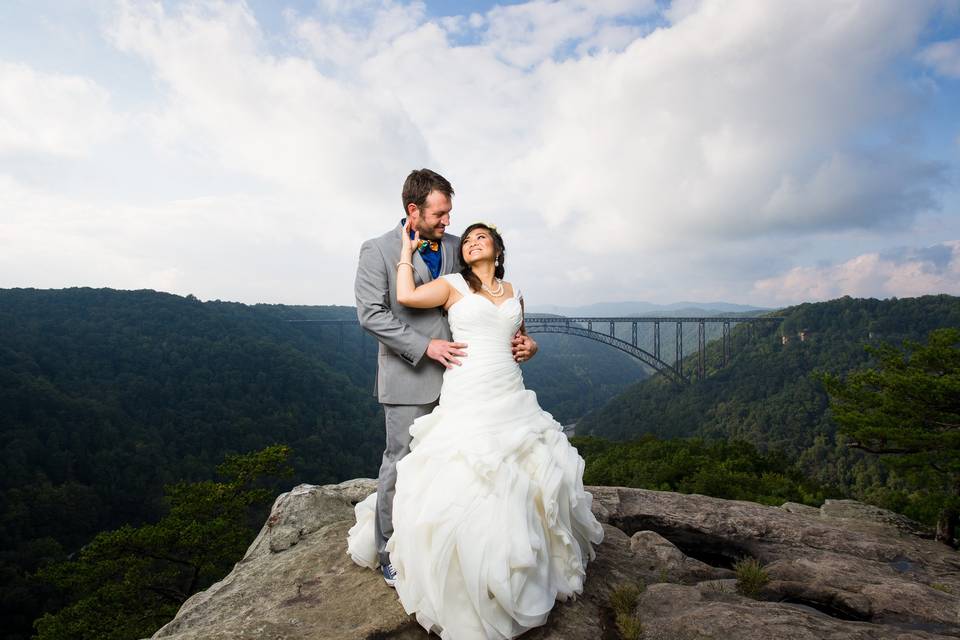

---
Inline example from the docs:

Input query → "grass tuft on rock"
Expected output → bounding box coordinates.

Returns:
[610,581,645,639]
[616,612,644,640]
[733,556,769,598]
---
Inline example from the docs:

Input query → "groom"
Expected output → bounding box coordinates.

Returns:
[354,168,538,586]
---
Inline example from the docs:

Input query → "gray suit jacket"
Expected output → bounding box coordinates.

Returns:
[355,220,461,405]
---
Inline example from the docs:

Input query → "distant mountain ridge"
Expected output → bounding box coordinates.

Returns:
[579,295,960,448]
[529,300,774,317]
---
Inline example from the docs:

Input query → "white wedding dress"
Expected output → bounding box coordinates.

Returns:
[346,272,605,639]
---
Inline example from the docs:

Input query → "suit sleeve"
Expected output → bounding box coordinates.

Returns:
[354,239,431,367]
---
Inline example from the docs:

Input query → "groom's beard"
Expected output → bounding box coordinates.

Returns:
[415,221,445,240]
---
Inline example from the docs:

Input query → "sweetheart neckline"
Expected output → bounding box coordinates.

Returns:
[447,291,520,313]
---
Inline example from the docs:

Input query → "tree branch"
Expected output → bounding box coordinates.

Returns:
[930,420,960,430]
[145,584,189,604]
[845,441,917,455]
[118,544,198,570]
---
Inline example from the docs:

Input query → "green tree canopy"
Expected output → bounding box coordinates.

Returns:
[819,328,960,546]
[33,445,293,640]
[573,434,828,507]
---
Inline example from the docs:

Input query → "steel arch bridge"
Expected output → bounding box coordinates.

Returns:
[288,314,783,385]
[523,316,783,385]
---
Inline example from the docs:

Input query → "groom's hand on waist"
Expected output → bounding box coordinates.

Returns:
[511,332,538,363]
[426,339,468,369]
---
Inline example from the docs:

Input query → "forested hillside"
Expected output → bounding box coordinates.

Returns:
[0,287,385,638]
[0,286,645,639]
[578,295,960,444]
[577,294,960,524]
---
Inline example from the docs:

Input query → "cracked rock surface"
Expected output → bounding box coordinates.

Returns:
[148,481,960,640]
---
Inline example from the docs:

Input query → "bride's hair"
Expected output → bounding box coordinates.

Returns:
[458,222,505,293]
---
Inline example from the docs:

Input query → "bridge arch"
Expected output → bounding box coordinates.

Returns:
[526,324,687,385]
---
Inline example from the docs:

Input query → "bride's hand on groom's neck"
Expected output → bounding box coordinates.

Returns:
[402,218,419,256]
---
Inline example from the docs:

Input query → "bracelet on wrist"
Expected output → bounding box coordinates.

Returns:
[397,261,414,269]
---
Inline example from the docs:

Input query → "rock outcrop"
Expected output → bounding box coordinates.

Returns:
[149,480,960,640]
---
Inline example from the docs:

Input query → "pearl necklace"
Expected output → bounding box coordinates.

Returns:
[482,278,505,297]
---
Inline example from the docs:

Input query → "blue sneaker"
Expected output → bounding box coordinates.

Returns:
[381,562,397,587]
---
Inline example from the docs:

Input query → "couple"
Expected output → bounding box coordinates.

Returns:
[347,169,604,639]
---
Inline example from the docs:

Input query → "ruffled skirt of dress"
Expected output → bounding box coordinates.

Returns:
[346,382,605,640]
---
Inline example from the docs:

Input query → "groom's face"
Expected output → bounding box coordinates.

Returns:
[410,190,451,240]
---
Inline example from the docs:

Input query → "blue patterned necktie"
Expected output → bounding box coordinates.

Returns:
[405,220,442,278]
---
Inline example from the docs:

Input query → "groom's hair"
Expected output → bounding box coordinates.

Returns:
[402,169,454,214]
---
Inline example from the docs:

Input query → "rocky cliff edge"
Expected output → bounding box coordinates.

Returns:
[148,480,960,639]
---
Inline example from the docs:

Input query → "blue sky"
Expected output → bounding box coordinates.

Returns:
[1,0,959,307]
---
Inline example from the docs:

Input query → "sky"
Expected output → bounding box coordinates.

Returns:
[1,0,959,309]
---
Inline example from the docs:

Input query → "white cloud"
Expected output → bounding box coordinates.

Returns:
[919,37,960,77]
[0,172,355,301]
[293,0,426,70]
[107,0,428,210]
[759,152,942,233]
[565,266,594,284]
[480,0,657,67]
[0,61,121,155]
[511,0,944,252]
[0,0,956,306]
[752,241,960,304]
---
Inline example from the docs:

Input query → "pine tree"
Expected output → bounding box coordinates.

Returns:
[32,445,292,640]
[819,328,960,546]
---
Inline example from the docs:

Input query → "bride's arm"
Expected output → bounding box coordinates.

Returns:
[396,221,453,309]
[397,272,453,308]
[518,297,528,335]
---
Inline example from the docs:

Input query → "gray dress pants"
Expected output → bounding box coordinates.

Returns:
[376,400,439,567]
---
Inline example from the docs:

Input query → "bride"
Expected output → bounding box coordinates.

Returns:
[347,221,605,639]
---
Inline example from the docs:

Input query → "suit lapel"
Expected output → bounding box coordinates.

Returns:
[439,237,448,276]
[412,250,432,283]
[441,234,458,275]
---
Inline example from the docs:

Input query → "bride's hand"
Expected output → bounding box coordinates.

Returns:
[402,219,419,256]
